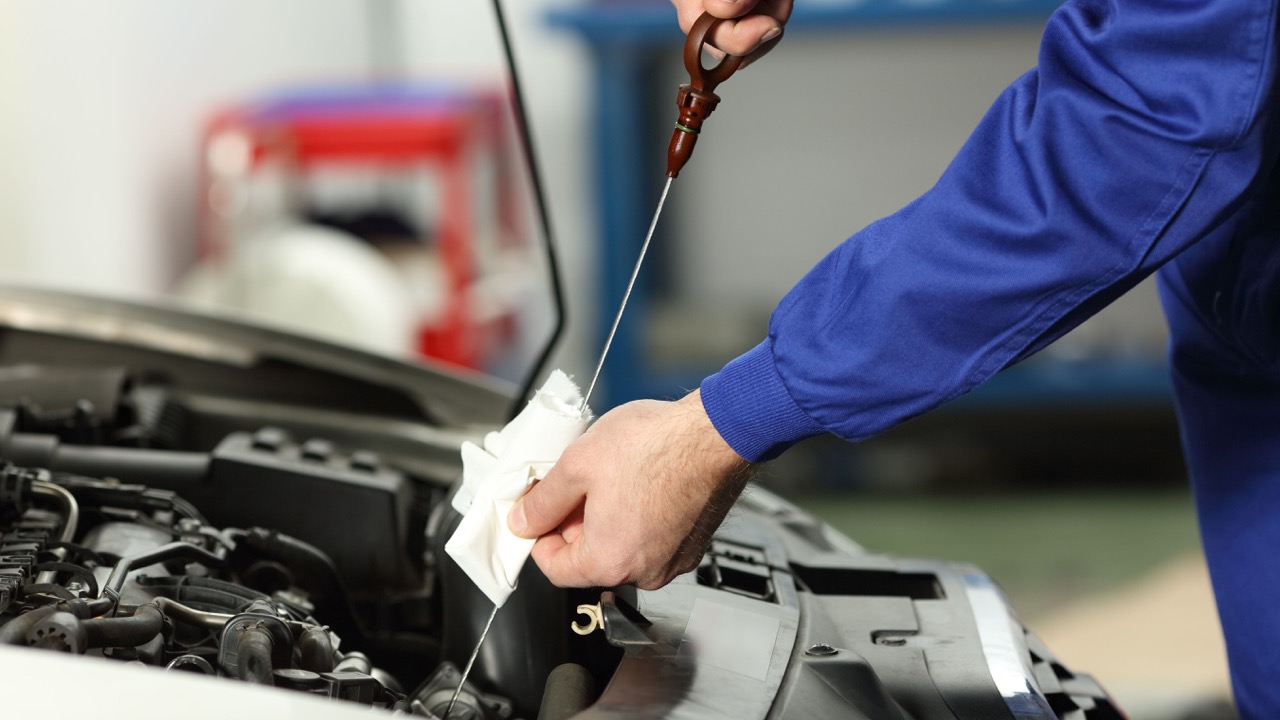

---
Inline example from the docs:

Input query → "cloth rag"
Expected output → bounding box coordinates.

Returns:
[445,369,590,607]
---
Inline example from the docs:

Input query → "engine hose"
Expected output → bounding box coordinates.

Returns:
[0,605,59,645]
[297,626,336,673]
[235,625,276,684]
[18,442,212,491]
[537,664,598,720]
[144,585,251,614]
[237,529,363,642]
[72,541,224,618]
[83,603,165,649]
[33,562,99,598]
[44,542,108,569]
[139,575,266,613]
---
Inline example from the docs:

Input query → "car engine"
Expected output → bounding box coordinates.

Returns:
[0,364,608,720]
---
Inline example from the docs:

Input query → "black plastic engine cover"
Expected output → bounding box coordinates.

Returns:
[202,430,414,590]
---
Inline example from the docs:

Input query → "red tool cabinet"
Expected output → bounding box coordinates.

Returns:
[199,84,526,370]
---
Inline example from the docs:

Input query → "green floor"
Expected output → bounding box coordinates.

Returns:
[792,491,1202,621]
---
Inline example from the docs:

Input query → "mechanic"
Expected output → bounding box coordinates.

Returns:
[510,0,1280,714]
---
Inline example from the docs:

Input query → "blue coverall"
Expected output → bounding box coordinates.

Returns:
[697,0,1280,714]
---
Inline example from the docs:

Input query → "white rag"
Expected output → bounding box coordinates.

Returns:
[445,369,591,607]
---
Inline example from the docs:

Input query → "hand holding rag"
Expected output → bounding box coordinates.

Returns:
[444,370,590,607]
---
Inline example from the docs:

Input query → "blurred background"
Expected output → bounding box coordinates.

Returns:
[0,1,1228,717]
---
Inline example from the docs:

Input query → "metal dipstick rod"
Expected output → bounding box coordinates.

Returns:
[447,13,744,715]
[444,603,499,718]
[581,176,674,412]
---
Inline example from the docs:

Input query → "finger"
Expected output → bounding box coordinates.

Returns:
[739,34,782,68]
[673,0,761,33]
[702,0,761,19]
[707,13,785,58]
[529,533,594,587]
[558,505,586,545]
[509,467,585,538]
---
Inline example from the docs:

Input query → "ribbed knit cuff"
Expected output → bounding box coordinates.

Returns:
[700,340,827,463]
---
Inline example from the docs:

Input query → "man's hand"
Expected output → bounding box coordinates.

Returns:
[672,0,793,65]
[507,389,752,590]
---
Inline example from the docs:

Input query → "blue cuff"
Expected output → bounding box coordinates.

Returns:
[700,340,829,463]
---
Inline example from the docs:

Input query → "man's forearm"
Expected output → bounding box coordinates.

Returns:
[702,0,1280,462]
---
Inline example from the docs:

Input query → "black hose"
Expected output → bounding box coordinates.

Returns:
[34,562,99,598]
[236,529,363,642]
[21,583,78,602]
[155,586,251,614]
[298,626,336,673]
[45,542,108,569]
[537,663,598,720]
[236,625,276,684]
[83,603,165,649]
[73,541,224,618]
[139,575,264,613]
[2,439,210,490]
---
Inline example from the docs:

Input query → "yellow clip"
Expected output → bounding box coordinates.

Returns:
[571,603,603,636]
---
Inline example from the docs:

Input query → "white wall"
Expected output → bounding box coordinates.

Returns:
[674,25,1043,305]
[0,1,373,297]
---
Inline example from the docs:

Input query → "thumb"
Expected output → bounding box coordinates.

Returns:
[508,469,583,539]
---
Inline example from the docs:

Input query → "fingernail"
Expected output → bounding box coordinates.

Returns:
[508,501,527,534]
[761,27,782,42]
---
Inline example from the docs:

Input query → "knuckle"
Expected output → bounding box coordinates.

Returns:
[557,442,588,469]
[706,0,751,18]
[539,552,581,588]
[595,558,633,589]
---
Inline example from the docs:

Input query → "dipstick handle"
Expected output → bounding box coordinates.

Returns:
[666,14,746,178]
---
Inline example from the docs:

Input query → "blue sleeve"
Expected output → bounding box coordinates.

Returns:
[700,0,1280,463]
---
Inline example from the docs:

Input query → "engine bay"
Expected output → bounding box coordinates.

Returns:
[0,290,1127,720]
[0,363,613,719]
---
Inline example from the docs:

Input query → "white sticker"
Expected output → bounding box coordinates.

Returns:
[682,599,782,681]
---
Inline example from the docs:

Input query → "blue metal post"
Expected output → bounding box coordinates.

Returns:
[590,41,660,409]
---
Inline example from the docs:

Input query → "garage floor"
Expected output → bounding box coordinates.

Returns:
[791,491,1233,720]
